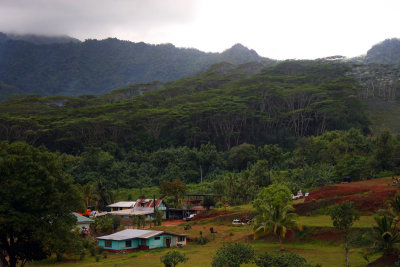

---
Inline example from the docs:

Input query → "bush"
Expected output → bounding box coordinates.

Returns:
[212,243,255,267]
[97,246,104,255]
[89,243,97,256]
[160,250,188,267]
[255,252,318,267]
[95,255,100,262]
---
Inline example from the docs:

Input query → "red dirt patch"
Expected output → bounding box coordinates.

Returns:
[295,177,400,215]
[163,220,185,226]
[192,210,244,220]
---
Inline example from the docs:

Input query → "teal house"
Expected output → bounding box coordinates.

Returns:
[97,229,188,253]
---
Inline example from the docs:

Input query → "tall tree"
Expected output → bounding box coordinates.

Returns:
[159,179,187,208]
[370,215,400,256]
[253,203,301,250]
[0,141,84,267]
[329,201,360,267]
[253,184,300,250]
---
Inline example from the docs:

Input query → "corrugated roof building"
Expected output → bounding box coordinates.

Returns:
[97,229,187,252]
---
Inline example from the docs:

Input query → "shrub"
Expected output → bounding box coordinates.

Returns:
[212,242,255,267]
[160,250,188,267]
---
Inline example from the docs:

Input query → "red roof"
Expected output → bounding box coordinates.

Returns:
[135,199,163,208]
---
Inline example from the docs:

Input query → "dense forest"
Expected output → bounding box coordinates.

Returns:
[3,59,399,198]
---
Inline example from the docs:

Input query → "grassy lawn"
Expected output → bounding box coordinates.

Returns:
[299,215,375,228]
[30,238,378,267]
[29,212,379,267]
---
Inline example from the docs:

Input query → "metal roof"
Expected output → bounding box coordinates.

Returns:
[97,229,188,241]
[108,209,154,216]
[107,201,136,208]
[97,229,164,240]
[72,212,94,224]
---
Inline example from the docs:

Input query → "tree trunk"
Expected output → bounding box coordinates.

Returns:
[279,236,285,250]
[345,236,349,267]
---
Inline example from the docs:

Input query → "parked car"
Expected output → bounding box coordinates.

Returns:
[232,219,242,225]
[184,214,196,221]
[89,211,99,218]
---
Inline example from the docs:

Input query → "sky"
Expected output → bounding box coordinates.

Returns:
[0,0,399,59]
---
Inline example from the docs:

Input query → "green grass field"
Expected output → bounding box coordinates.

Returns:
[29,211,379,267]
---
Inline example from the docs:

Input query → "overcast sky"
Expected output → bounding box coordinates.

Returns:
[0,0,399,59]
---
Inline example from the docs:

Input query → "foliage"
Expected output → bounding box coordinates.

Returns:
[370,215,400,255]
[160,250,188,267]
[211,242,255,267]
[255,251,317,267]
[154,209,163,226]
[160,179,187,208]
[253,184,292,212]
[253,203,302,249]
[92,216,113,234]
[0,141,84,267]
[329,201,360,267]
[202,196,216,210]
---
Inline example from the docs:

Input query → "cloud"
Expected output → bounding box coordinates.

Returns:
[0,0,198,40]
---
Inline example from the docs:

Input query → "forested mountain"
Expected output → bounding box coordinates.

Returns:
[364,38,400,65]
[0,33,274,98]
[4,58,400,190]
[0,60,369,154]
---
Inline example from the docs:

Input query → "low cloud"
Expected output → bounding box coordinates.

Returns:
[0,0,197,40]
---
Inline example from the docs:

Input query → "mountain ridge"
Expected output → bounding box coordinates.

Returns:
[0,33,275,98]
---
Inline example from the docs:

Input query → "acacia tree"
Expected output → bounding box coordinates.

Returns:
[0,141,85,267]
[329,201,360,267]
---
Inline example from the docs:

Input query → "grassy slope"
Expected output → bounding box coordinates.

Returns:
[365,98,400,134]
[30,212,378,267]
[32,178,394,267]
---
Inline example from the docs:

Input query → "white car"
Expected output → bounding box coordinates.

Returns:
[232,219,242,225]
[184,214,196,221]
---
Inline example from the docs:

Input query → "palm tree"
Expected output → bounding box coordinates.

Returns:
[371,215,400,256]
[253,203,302,250]
[386,192,400,227]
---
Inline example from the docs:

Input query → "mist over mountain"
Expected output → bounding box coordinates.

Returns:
[1,32,400,100]
[0,33,274,98]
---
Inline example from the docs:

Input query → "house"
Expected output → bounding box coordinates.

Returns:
[134,198,166,210]
[106,201,136,212]
[97,229,188,253]
[108,209,154,219]
[72,212,94,232]
[134,198,167,219]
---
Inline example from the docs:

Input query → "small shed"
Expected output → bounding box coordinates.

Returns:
[97,229,188,253]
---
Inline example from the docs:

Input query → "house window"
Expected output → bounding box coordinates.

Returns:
[105,241,112,247]
[178,236,185,242]
[125,240,132,247]
[141,239,146,246]
[154,236,160,240]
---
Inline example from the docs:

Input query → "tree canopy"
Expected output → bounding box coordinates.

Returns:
[0,141,84,267]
